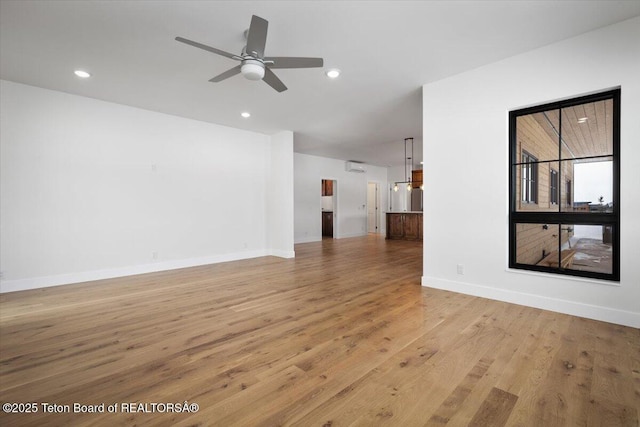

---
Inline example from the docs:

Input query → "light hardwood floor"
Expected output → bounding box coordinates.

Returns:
[0,236,638,426]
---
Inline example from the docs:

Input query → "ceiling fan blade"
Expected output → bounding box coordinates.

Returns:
[209,65,242,82]
[246,15,268,58]
[264,57,324,69]
[263,67,287,92]
[175,36,240,60]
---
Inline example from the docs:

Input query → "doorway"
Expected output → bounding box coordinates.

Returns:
[367,182,379,233]
[321,179,336,238]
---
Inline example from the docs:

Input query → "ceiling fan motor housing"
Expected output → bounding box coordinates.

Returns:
[241,59,265,80]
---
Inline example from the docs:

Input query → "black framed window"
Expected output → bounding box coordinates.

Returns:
[509,89,620,281]
[550,168,558,205]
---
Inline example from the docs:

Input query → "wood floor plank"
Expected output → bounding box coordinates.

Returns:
[425,357,494,426]
[1,236,638,426]
[426,304,541,426]
[468,387,518,427]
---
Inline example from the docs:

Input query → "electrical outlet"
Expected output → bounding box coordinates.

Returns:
[457,264,465,275]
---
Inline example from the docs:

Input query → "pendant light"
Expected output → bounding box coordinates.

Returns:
[392,137,416,193]
[405,138,414,192]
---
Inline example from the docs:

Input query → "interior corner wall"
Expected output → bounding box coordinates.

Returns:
[294,153,388,243]
[0,80,275,292]
[421,16,640,328]
[267,131,295,258]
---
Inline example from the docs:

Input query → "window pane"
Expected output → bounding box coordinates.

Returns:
[515,160,562,212]
[566,224,613,275]
[562,158,613,212]
[515,223,561,266]
[516,111,560,162]
[560,99,613,160]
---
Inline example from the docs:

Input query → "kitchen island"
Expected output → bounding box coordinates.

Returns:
[386,212,423,241]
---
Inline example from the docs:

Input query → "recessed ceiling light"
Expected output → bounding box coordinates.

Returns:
[326,69,341,79]
[74,70,91,78]
[241,112,251,118]
[578,117,588,123]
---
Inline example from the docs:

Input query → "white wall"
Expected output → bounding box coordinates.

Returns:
[267,131,295,258]
[0,80,293,292]
[422,17,640,327]
[294,153,388,243]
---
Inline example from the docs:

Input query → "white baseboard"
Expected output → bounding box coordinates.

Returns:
[0,249,280,293]
[295,235,322,244]
[337,232,368,239]
[421,276,640,328]
[269,249,295,258]
[294,232,368,243]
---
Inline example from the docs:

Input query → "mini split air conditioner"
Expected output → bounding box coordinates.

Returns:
[345,161,366,173]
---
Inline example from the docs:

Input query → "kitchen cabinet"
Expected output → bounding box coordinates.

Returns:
[321,179,333,196]
[386,212,422,241]
[322,211,333,237]
[387,213,405,239]
[411,170,423,189]
[403,213,420,240]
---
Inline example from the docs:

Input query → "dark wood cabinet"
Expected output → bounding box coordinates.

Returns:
[386,213,422,241]
[322,211,333,237]
[403,213,420,240]
[411,170,423,189]
[321,180,333,196]
[387,213,405,239]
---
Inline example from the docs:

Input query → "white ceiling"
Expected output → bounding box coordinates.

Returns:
[2,1,639,167]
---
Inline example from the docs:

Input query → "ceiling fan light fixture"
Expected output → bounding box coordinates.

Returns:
[241,60,265,81]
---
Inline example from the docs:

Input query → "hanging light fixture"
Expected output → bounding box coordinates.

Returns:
[405,137,413,192]
[392,138,416,194]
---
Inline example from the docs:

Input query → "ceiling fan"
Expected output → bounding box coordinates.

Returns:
[176,15,323,92]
